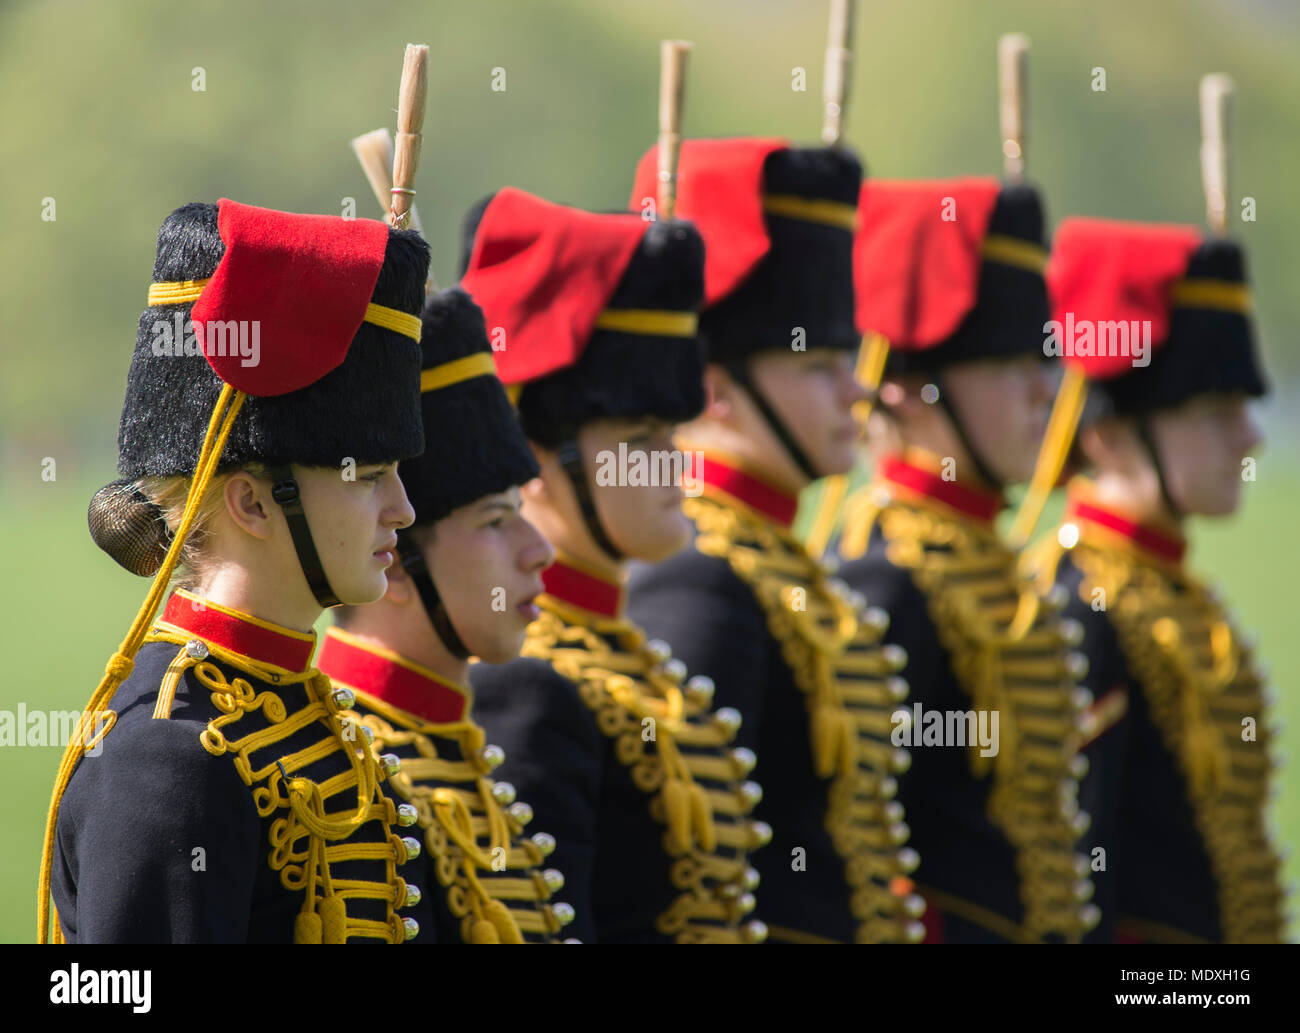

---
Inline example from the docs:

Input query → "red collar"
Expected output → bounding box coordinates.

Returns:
[695,452,798,529]
[317,627,471,724]
[155,589,316,673]
[878,452,1005,526]
[1064,486,1187,567]
[541,555,625,619]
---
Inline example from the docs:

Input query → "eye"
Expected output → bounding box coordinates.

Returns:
[360,468,388,483]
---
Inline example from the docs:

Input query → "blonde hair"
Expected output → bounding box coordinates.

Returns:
[137,462,268,589]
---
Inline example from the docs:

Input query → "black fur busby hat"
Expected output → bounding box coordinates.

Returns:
[1092,239,1267,415]
[459,188,706,449]
[400,286,540,525]
[117,201,428,478]
[1049,218,1268,417]
[91,199,429,576]
[852,179,1050,375]
[631,140,862,366]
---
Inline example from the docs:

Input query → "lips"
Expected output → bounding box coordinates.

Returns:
[515,587,542,621]
[374,537,399,565]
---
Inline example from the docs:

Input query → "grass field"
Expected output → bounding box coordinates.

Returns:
[1,458,1295,942]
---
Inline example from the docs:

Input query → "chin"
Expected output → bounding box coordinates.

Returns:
[474,628,527,665]
[336,572,389,607]
[818,440,859,478]
[633,515,693,563]
[1200,486,1242,518]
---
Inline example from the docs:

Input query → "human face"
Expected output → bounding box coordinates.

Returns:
[294,462,415,605]
[942,355,1056,485]
[747,348,867,483]
[1149,393,1262,517]
[421,488,554,663]
[580,416,694,563]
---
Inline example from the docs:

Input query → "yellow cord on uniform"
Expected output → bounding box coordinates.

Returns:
[1006,364,1088,549]
[804,333,890,559]
[38,383,247,943]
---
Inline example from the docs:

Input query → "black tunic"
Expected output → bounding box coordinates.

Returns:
[52,590,420,944]
[472,558,768,944]
[317,626,573,943]
[1027,489,1285,943]
[832,456,1098,943]
[627,459,923,944]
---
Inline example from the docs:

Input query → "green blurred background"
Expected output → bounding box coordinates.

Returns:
[1,0,1295,942]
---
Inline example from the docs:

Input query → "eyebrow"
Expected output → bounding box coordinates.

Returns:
[477,498,518,516]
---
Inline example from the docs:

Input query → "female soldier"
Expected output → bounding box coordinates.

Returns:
[40,199,430,943]
[318,285,578,942]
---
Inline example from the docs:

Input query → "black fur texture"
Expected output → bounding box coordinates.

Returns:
[115,202,430,478]
[461,198,706,448]
[885,184,1052,375]
[698,146,863,365]
[401,287,540,525]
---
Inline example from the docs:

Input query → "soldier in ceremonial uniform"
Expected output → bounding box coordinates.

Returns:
[624,139,924,945]
[462,188,770,944]
[318,285,579,943]
[825,178,1100,943]
[41,199,430,943]
[1022,217,1285,943]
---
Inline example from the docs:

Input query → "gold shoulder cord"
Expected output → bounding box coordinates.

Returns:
[840,486,1098,943]
[687,492,925,944]
[146,627,413,943]
[346,688,571,943]
[523,599,768,943]
[1027,534,1286,943]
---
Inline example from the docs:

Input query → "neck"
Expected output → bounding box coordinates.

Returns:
[195,563,321,635]
[339,602,470,687]
[520,494,624,584]
[676,418,808,496]
[1087,468,1181,528]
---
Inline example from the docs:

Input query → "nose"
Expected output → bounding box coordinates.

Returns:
[1236,403,1264,456]
[839,359,869,407]
[386,472,417,530]
[520,517,556,573]
[1032,360,1057,403]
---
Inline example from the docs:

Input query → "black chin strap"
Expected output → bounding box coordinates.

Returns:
[931,374,1008,493]
[268,465,341,608]
[397,530,471,661]
[1133,416,1183,521]
[727,359,821,482]
[557,439,624,562]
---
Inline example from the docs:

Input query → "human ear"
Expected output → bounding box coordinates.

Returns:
[222,471,275,542]
[702,363,734,420]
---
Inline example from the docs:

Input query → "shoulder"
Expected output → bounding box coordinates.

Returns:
[627,546,766,631]
[60,643,258,832]
[471,656,590,727]
[469,657,603,760]
[837,540,933,636]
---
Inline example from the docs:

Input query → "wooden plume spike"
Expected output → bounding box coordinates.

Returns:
[998,33,1029,182]
[657,39,692,222]
[821,0,857,146]
[1200,73,1234,237]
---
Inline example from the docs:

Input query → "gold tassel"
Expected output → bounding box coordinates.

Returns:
[320,894,347,944]
[484,899,525,943]
[662,778,694,854]
[294,910,322,944]
[811,704,841,779]
[689,782,716,853]
[469,917,501,943]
